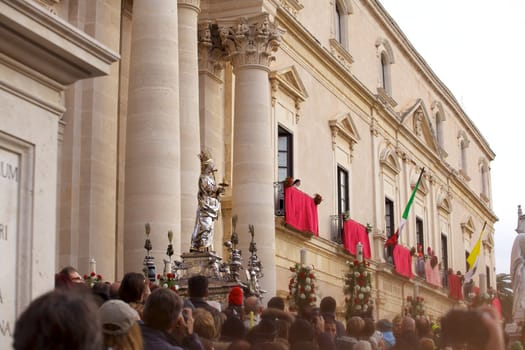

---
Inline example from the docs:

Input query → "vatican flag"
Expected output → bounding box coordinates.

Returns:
[464,221,487,283]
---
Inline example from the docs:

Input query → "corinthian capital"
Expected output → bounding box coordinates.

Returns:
[198,21,225,79]
[217,13,284,69]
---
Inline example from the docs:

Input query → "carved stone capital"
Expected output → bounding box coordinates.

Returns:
[198,22,225,79]
[217,14,284,69]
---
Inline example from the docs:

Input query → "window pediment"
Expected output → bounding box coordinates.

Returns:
[461,216,476,239]
[379,146,400,174]
[270,66,308,123]
[400,99,440,155]
[329,113,360,159]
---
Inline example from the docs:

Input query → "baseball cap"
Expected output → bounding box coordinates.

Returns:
[99,299,139,335]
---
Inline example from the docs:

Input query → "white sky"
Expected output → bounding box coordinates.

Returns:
[378,0,525,275]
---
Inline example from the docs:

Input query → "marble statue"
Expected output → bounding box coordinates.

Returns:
[190,151,226,252]
[511,205,525,323]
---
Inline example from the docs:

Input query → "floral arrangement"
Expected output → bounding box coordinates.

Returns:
[288,263,318,313]
[404,295,425,318]
[83,272,103,287]
[365,223,373,234]
[157,273,179,292]
[343,211,351,221]
[313,193,322,205]
[344,259,373,319]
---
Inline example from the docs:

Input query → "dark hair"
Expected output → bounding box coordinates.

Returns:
[188,275,209,298]
[361,317,376,338]
[13,289,102,350]
[221,316,247,341]
[290,341,319,350]
[289,318,315,346]
[55,266,79,289]
[320,296,337,313]
[267,296,285,310]
[91,282,110,306]
[119,272,146,303]
[143,288,182,330]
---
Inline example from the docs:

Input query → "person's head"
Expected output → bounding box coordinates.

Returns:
[419,337,436,350]
[143,288,182,331]
[227,340,251,350]
[324,317,337,340]
[416,316,431,337]
[267,296,285,311]
[361,317,376,338]
[290,341,318,350]
[13,289,102,350]
[60,266,83,283]
[119,272,146,303]
[320,296,337,314]
[228,286,244,307]
[92,282,111,306]
[289,318,315,345]
[193,308,218,340]
[109,281,121,299]
[244,295,263,315]
[392,315,403,338]
[292,179,301,187]
[188,275,209,298]
[246,318,278,345]
[401,316,416,335]
[221,316,247,341]
[346,316,365,337]
[99,299,142,350]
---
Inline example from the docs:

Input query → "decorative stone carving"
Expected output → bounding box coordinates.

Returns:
[217,14,284,68]
[198,22,226,80]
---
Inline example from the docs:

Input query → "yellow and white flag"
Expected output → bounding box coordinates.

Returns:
[464,222,487,283]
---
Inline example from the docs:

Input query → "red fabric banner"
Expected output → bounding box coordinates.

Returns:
[284,186,319,236]
[393,245,413,279]
[342,219,371,259]
[424,259,442,287]
[447,274,463,300]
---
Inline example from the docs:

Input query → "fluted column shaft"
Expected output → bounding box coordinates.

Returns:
[124,0,180,273]
[222,15,282,298]
[179,0,201,253]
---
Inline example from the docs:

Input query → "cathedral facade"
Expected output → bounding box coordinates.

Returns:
[0,0,497,336]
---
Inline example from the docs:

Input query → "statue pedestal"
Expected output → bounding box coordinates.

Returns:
[174,251,240,306]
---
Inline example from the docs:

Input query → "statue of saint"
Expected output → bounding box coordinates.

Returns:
[191,151,226,252]
[511,205,525,323]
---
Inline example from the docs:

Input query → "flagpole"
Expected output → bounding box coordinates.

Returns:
[464,221,487,283]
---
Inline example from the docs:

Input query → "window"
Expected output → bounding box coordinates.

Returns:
[337,166,349,215]
[441,234,449,286]
[380,53,389,91]
[385,198,394,238]
[436,112,443,148]
[461,140,468,174]
[416,217,424,248]
[335,2,342,44]
[278,126,293,181]
[385,198,394,263]
[458,131,470,177]
[486,265,491,289]
[465,250,470,272]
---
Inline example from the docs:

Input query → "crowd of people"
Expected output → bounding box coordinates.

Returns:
[11,266,508,350]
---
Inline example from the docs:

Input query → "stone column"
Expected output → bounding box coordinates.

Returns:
[58,0,121,281]
[124,0,180,273]
[178,0,201,254]
[198,21,226,252]
[220,14,283,298]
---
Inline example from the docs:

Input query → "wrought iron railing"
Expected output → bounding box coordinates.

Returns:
[273,182,285,216]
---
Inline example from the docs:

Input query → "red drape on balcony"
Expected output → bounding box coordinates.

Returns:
[393,245,413,279]
[447,274,463,300]
[424,259,442,287]
[342,219,371,259]
[284,186,319,236]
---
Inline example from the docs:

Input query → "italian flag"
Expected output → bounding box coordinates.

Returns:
[464,221,487,283]
[385,168,425,247]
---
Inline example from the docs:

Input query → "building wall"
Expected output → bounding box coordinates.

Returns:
[22,0,497,318]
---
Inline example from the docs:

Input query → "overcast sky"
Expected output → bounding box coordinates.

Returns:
[378,0,525,275]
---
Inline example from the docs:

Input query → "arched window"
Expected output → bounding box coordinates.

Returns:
[435,112,443,148]
[381,53,389,90]
[376,38,394,95]
[461,139,468,174]
[335,2,342,44]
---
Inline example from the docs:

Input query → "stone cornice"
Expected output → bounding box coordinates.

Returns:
[0,0,119,85]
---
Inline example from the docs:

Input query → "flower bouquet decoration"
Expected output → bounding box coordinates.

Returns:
[404,295,426,318]
[288,263,318,314]
[83,272,103,288]
[157,272,179,292]
[344,259,373,319]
